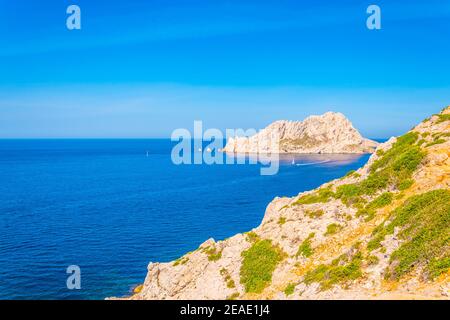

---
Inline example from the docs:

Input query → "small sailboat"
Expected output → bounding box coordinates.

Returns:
[146,151,149,157]
[291,158,295,165]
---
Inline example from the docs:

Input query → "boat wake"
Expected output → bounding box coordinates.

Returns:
[295,160,330,166]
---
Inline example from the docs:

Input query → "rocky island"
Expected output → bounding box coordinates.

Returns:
[118,107,449,300]
[223,111,378,154]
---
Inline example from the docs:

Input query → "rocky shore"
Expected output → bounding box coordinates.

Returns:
[114,107,450,300]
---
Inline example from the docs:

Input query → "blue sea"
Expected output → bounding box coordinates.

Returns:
[0,139,374,299]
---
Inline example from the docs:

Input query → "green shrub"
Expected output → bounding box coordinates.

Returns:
[334,184,367,206]
[204,246,222,261]
[324,223,342,236]
[364,211,375,222]
[360,172,390,195]
[240,239,286,293]
[398,179,414,191]
[434,132,450,138]
[431,132,450,139]
[304,252,363,290]
[306,209,324,218]
[296,233,315,258]
[392,147,424,175]
[366,255,379,266]
[284,283,295,296]
[356,208,375,221]
[358,192,394,221]
[278,217,286,225]
[227,279,236,288]
[428,257,450,279]
[367,189,450,280]
[370,132,419,173]
[335,184,361,199]
[344,170,356,177]
[220,268,236,288]
[416,139,425,146]
[426,139,446,147]
[350,196,367,209]
[293,187,334,205]
[173,256,189,266]
[226,292,239,300]
[436,113,450,123]
[245,231,260,243]
[368,192,393,209]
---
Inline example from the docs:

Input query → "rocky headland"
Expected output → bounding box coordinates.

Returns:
[222,112,378,154]
[116,107,450,300]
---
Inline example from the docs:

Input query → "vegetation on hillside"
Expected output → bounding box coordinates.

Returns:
[356,192,393,221]
[296,233,315,258]
[203,246,222,261]
[324,223,343,236]
[436,113,450,123]
[304,250,363,290]
[173,256,189,266]
[306,209,324,218]
[283,283,295,296]
[293,187,334,205]
[240,239,286,293]
[367,189,450,280]
[245,231,260,243]
[293,131,427,211]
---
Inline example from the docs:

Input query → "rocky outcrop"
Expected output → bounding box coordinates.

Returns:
[223,112,378,154]
[115,106,450,300]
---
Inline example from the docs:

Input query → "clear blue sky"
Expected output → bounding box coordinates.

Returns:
[0,0,449,138]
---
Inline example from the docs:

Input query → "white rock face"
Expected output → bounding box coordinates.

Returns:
[223,112,378,154]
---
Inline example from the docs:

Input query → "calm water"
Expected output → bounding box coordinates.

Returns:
[0,139,372,299]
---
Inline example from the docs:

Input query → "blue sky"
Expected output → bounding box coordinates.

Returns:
[0,0,449,138]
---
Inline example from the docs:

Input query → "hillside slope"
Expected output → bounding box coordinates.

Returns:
[122,107,450,300]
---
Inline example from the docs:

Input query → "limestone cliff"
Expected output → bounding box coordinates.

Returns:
[223,112,378,154]
[120,107,450,300]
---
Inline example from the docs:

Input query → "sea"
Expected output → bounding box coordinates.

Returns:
[0,139,377,299]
